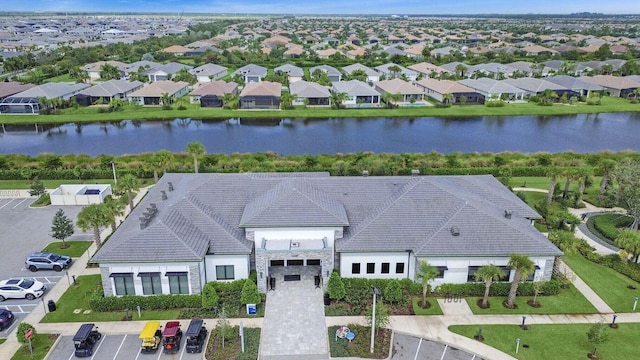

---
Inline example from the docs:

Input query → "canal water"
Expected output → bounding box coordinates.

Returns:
[1,113,639,156]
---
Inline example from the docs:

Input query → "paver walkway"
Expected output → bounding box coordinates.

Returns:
[259,266,329,360]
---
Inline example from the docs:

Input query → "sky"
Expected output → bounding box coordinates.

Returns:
[3,0,640,15]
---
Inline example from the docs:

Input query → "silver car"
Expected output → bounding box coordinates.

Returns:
[25,252,72,272]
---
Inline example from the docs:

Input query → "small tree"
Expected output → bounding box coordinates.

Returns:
[474,264,505,308]
[29,177,46,197]
[506,254,535,308]
[215,307,233,348]
[416,261,439,307]
[365,301,390,336]
[587,322,609,358]
[383,279,405,304]
[185,141,206,174]
[532,281,545,306]
[327,271,346,303]
[51,208,74,248]
[16,322,36,344]
[118,174,139,213]
[201,282,219,310]
[240,278,261,305]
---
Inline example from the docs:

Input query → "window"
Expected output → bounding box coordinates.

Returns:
[139,272,162,295]
[111,273,135,295]
[436,266,448,279]
[167,272,189,294]
[526,266,540,281]
[499,266,511,281]
[381,263,390,274]
[351,263,361,274]
[216,265,235,280]
[366,263,375,274]
[467,266,481,282]
[395,263,405,274]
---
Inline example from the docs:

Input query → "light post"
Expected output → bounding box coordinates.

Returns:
[521,315,528,330]
[516,338,521,354]
[370,287,381,354]
[610,314,618,329]
[111,161,117,187]
[634,297,638,311]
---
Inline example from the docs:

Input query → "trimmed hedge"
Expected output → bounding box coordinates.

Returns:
[89,292,201,312]
[581,251,640,283]
[589,214,633,242]
[0,169,152,180]
[338,278,421,314]
[434,279,562,297]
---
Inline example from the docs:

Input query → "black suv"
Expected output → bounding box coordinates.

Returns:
[25,252,72,272]
[185,319,208,353]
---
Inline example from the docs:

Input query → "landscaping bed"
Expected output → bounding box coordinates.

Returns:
[11,334,58,360]
[328,325,391,358]
[586,213,633,246]
[41,241,92,257]
[206,326,260,360]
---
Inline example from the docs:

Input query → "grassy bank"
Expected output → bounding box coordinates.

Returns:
[2,97,638,124]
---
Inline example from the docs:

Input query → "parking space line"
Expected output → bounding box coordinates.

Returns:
[12,198,28,208]
[68,346,75,360]
[112,334,127,360]
[178,342,187,360]
[439,344,448,360]
[0,199,15,209]
[413,337,422,360]
[156,347,162,360]
[134,346,141,360]
[90,335,107,360]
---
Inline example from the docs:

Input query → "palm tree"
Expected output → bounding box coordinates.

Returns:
[454,63,468,78]
[186,141,206,173]
[598,159,617,202]
[415,261,439,307]
[118,174,139,212]
[103,196,125,232]
[280,92,296,110]
[546,166,560,205]
[388,65,402,78]
[330,91,348,109]
[475,264,505,308]
[575,167,593,205]
[506,254,535,308]
[76,204,110,248]
[154,150,174,179]
[616,229,640,262]
[221,93,239,110]
[561,168,577,200]
[442,93,454,105]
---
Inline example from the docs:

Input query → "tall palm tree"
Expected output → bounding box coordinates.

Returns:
[575,167,593,205]
[546,166,560,205]
[118,174,139,212]
[330,91,348,109]
[616,229,640,262]
[598,159,617,202]
[442,93,454,105]
[562,168,577,200]
[185,141,206,173]
[103,196,125,232]
[415,261,439,307]
[506,254,535,307]
[76,204,110,248]
[475,264,505,308]
[221,93,239,110]
[454,63,468,78]
[280,92,296,110]
[155,150,174,179]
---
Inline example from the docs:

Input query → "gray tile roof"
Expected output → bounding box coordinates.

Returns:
[93,173,561,263]
[289,81,330,98]
[11,82,91,100]
[274,64,304,77]
[332,80,379,96]
[342,63,378,76]
[78,80,144,97]
[502,78,567,93]
[232,64,267,77]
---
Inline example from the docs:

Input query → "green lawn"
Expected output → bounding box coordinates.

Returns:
[41,241,92,257]
[0,179,115,190]
[2,97,638,124]
[412,297,444,315]
[465,284,597,315]
[450,323,640,360]
[512,177,603,192]
[41,275,180,323]
[563,254,640,313]
[519,191,547,209]
[11,334,58,360]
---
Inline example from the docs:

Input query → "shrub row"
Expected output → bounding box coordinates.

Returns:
[89,291,201,312]
[339,277,422,313]
[590,214,633,242]
[0,169,152,180]
[581,251,640,283]
[434,280,562,297]
[208,279,246,317]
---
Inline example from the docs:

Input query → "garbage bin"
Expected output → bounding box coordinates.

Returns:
[48,300,56,312]
[324,293,331,306]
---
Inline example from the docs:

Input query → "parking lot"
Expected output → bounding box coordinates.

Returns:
[0,196,92,318]
[391,333,484,360]
[47,333,208,360]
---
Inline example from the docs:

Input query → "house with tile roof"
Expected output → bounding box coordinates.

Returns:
[331,80,381,108]
[73,79,144,105]
[502,78,577,98]
[189,63,228,83]
[92,173,562,296]
[274,64,304,83]
[290,81,331,107]
[82,61,128,82]
[545,76,605,97]
[143,62,193,82]
[342,63,379,83]
[232,64,268,83]
[128,81,189,106]
[415,78,484,104]
[188,81,238,107]
[0,82,91,114]
[239,81,281,109]
[579,75,640,98]
[374,78,426,106]
[458,78,526,101]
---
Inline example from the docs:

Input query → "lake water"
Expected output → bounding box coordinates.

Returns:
[1,113,639,156]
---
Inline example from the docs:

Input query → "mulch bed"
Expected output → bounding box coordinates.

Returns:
[502,300,518,309]
[476,298,490,309]
[527,299,542,308]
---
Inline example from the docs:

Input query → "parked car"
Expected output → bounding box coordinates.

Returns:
[0,278,46,301]
[185,318,207,353]
[0,309,15,330]
[73,323,102,357]
[162,321,183,354]
[139,321,162,353]
[25,252,72,272]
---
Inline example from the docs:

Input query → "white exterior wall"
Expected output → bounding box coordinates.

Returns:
[340,252,414,280]
[106,262,198,295]
[204,254,250,282]
[50,184,112,205]
[252,227,340,248]
[289,76,303,83]
[417,255,555,287]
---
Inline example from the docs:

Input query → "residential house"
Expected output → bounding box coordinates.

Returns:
[0,82,90,114]
[92,173,561,296]
[74,80,144,105]
[189,63,228,83]
[506,61,552,77]
[144,62,193,82]
[374,78,426,106]
[331,80,380,108]
[342,63,379,83]
[121,60,163,78]
[579,75,640,98]
[239,81,281,110]
[188,81,238,107]
[309,65,342,82]
[0,81,35,101]
[467,63,518,79]
[458,78,525,101]
[274,64,304,84]
[502,78,577,99]
[161,45,191,56]
[545,76,605,97]
[415,78,484,104]
[82,60,127,82]
[289,80,331,107]
[128,81,189,106]
[408,62,451,79]
[232,64,268,83]
[374,63,418,82]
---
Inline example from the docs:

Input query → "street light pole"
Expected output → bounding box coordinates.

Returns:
[111,161,117,187]
[370,287,380,353]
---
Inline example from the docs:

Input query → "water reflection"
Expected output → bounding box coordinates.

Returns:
[0,113,638,156]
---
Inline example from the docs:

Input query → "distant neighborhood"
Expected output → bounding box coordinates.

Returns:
[0,14,639,114]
